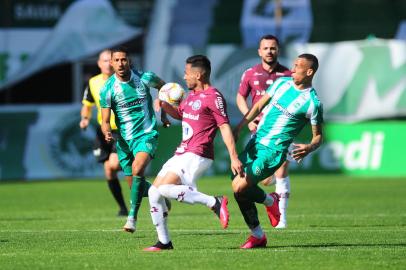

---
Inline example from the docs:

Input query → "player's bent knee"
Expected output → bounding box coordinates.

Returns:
[157,184,174,198]
[232,177,250,193]
[148,185,161,202]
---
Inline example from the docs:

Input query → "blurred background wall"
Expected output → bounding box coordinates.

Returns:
[0,0,405,180]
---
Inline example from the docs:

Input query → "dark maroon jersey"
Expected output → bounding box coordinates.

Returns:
[175,87,229,159]
[238,63,292,105]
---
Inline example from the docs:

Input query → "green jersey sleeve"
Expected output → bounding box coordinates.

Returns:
[99,79,113,108]
[140,71,162,89]
[309,97,324,125]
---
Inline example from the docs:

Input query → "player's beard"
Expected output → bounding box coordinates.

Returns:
[264,57,277,67]
[117,69,130,81]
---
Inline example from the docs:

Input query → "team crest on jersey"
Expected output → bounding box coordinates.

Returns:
[254,166,262,176]
[134,83,146,96]
[191,100,201,111]
[254,81,259,85]
[199,93,206,98]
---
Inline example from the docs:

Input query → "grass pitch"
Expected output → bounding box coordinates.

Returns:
[0,175,405,270]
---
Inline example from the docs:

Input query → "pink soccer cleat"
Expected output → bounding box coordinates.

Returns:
[265,192,281,227]
[240,235,267,249]
[212,196,229,229]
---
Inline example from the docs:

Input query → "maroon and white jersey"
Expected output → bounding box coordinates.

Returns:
[238,63,292,106]
[175,87,229,159]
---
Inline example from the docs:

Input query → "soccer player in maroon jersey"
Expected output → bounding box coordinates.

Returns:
[144,55,243,251]
[236,34,292,229]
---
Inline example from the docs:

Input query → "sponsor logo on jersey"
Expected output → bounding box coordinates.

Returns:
[118,98,146,108]
[255,90,266,96]
[276,72,286,76]
[183,112,199,120]
[254,72,263,76]
[271,100,297,119]
[215,95,226,116]
[191,100,201,110]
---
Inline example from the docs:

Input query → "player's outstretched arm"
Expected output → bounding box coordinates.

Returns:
[219,123,243,176]
[233,93,271,140]
[291,124,323,162]
[159,101,182,120]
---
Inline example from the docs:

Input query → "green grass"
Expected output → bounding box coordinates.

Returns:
[0,175,405,270]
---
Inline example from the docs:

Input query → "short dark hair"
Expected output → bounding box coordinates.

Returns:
[186,54,211,78]
[259,34,280,47]
[110,46,129,57]
[298,53,319,73]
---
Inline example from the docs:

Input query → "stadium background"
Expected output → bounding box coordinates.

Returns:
[0,0,406,180]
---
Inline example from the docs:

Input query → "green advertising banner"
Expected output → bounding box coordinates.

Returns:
[289,121,405,177]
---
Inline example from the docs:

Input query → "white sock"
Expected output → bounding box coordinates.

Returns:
[278,193,289,224]
[148,186,170,244]
[158,184,216,208]
[251,225,264,239]
[262,193,275,207]
[275,176,290,223]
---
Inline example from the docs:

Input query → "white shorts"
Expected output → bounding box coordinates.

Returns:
[157,152,213,187]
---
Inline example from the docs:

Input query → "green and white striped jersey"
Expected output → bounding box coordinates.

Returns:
[100,70,161,140]
[256,77,323,151]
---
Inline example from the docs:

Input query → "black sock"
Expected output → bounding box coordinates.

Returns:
[234,192,260,229]
[108,178,128,211]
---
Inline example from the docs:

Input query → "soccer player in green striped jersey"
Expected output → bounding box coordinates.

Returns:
[100,47,170,233]
[232,53,323,249]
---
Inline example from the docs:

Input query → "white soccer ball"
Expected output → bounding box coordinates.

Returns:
[159,82,185,105]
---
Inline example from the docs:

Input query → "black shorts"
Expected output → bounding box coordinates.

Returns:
[93,127,118,163]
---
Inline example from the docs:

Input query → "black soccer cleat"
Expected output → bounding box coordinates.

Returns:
[143,241,174,251]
